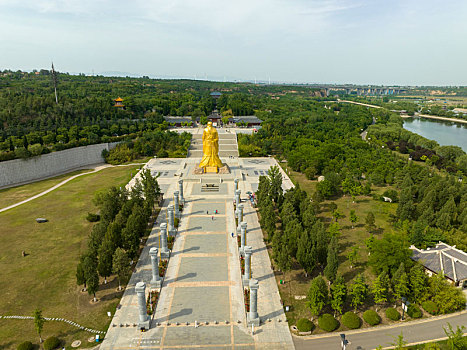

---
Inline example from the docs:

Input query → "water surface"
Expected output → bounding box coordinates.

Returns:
[403,117,467,152]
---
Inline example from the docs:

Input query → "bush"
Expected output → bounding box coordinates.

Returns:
[422,300,439,315]
[386,307,400,321]
[43,336,60,350]
[86,212,100,222]
[363,310,381,326]
[17,341,33,350]
[174,217,180,228]
[318,313,339,332]
[341,311,361,329]
[407,304,422,318]
[296,318,314,332]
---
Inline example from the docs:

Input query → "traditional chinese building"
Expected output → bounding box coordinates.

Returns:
[410,242,467,289]
[114,97,124,109]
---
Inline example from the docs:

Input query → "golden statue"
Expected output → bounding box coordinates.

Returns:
[199,121,223,171]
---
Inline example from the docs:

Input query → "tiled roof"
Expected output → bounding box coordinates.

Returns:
[232,116,263,124]
[411,242,467,282]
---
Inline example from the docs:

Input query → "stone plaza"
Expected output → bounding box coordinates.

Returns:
[101,128,294,349]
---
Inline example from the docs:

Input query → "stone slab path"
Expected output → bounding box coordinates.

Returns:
[101,159,294,349]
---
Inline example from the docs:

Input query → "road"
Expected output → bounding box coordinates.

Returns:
[293,311,467,350]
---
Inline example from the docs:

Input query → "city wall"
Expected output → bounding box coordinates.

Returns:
[0,142,118,189]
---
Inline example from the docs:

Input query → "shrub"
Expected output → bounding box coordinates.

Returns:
[318,313,339,332]
[17,341,33,350]
[174,217,180,228]
[296,318,314,332]
[363,310,381,326]
[86,212,100,222]
[341,311,361,329]
[43,336,60,350]
[422,300,439,315]
[407,304,422,318]
[386,307,400,321]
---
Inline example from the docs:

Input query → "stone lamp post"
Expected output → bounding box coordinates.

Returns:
[247,279,260,326]
[135,282,150,330]
[149,247,161,288]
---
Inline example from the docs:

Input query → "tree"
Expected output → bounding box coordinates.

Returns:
[87,268,100,302]
[365,212,376,232]
[330,275,347,316]
[350,274,368,310]
[444,323,466,350]
[307,276,328,317]
[97,237,114,284]
[112,247,131,290]
[390,332,407,350]
[76,257,86,290]
[409,264,428,303]
[428,273,466,314]
[324,237,339,282]
[371,272,390,310]
[392,266,410,301]
[268,165,283,206]
[33,309,45,343]
[347,246,359,269]
[332,209,343,222]
[297,230,315,275]
[368,233,412,276]
[349,210,358,229]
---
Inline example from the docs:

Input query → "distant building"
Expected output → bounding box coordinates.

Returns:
[231,116,263,127]
[164,116,194,127]
[114,97,124,109]
[410,242,467,289]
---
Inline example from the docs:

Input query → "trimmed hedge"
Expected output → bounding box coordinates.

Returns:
[296,318,314,332]
[422,300,439,315]
[318,314,339,332]
[17,342,34,350]
[86,213,100,222]
[363,310,381,326]
[385,307,401,321]
[341,311,361,329]
[44,337,60,350]
[407,304,422,319]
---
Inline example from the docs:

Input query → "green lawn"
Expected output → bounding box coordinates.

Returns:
[0,165,141,349]
[0,169,90,210]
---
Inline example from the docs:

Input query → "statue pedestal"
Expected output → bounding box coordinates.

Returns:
[205,166,218,173]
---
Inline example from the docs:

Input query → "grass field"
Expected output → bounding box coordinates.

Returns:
[0,169,90,210]
[0,164,142,349]
[275,162,399,329]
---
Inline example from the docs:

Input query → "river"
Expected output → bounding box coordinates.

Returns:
[403,117,467,152]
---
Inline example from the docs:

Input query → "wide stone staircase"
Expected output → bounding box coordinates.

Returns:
[188,132,239,158]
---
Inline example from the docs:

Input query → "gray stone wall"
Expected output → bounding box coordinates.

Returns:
[0,142,118,189]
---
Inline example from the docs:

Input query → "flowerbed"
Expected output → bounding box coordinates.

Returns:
[146,290,159,315]
[237,235,241,248]
[168,236,175,250]
[240,256,245,275]
[244,288,250,312]
[159,260,168,276]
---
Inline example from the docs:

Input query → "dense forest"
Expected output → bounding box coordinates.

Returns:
[0,70,323,161]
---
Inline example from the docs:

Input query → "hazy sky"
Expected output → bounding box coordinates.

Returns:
[0,0,466,85]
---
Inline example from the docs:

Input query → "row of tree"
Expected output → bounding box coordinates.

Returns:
[75,169,160,299]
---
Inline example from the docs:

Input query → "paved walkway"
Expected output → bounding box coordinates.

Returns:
[101,158,294,349]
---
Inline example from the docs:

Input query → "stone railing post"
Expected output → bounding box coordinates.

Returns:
[135,282,150,330]
[243,246,252,285]
[174,191,180,218]
[248,279,260,326]
[239,221,247,255]
[167,204,176,236]
[149,247,161,288]
[235,190,241,217]
[236,204,244,233]
[178,179,184,204]
[234,178,239,192]
[160,223,170,259]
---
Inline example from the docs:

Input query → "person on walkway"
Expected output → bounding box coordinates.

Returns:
[231,232,234,238]
[211,216,214,221]
[206,210,209,214]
